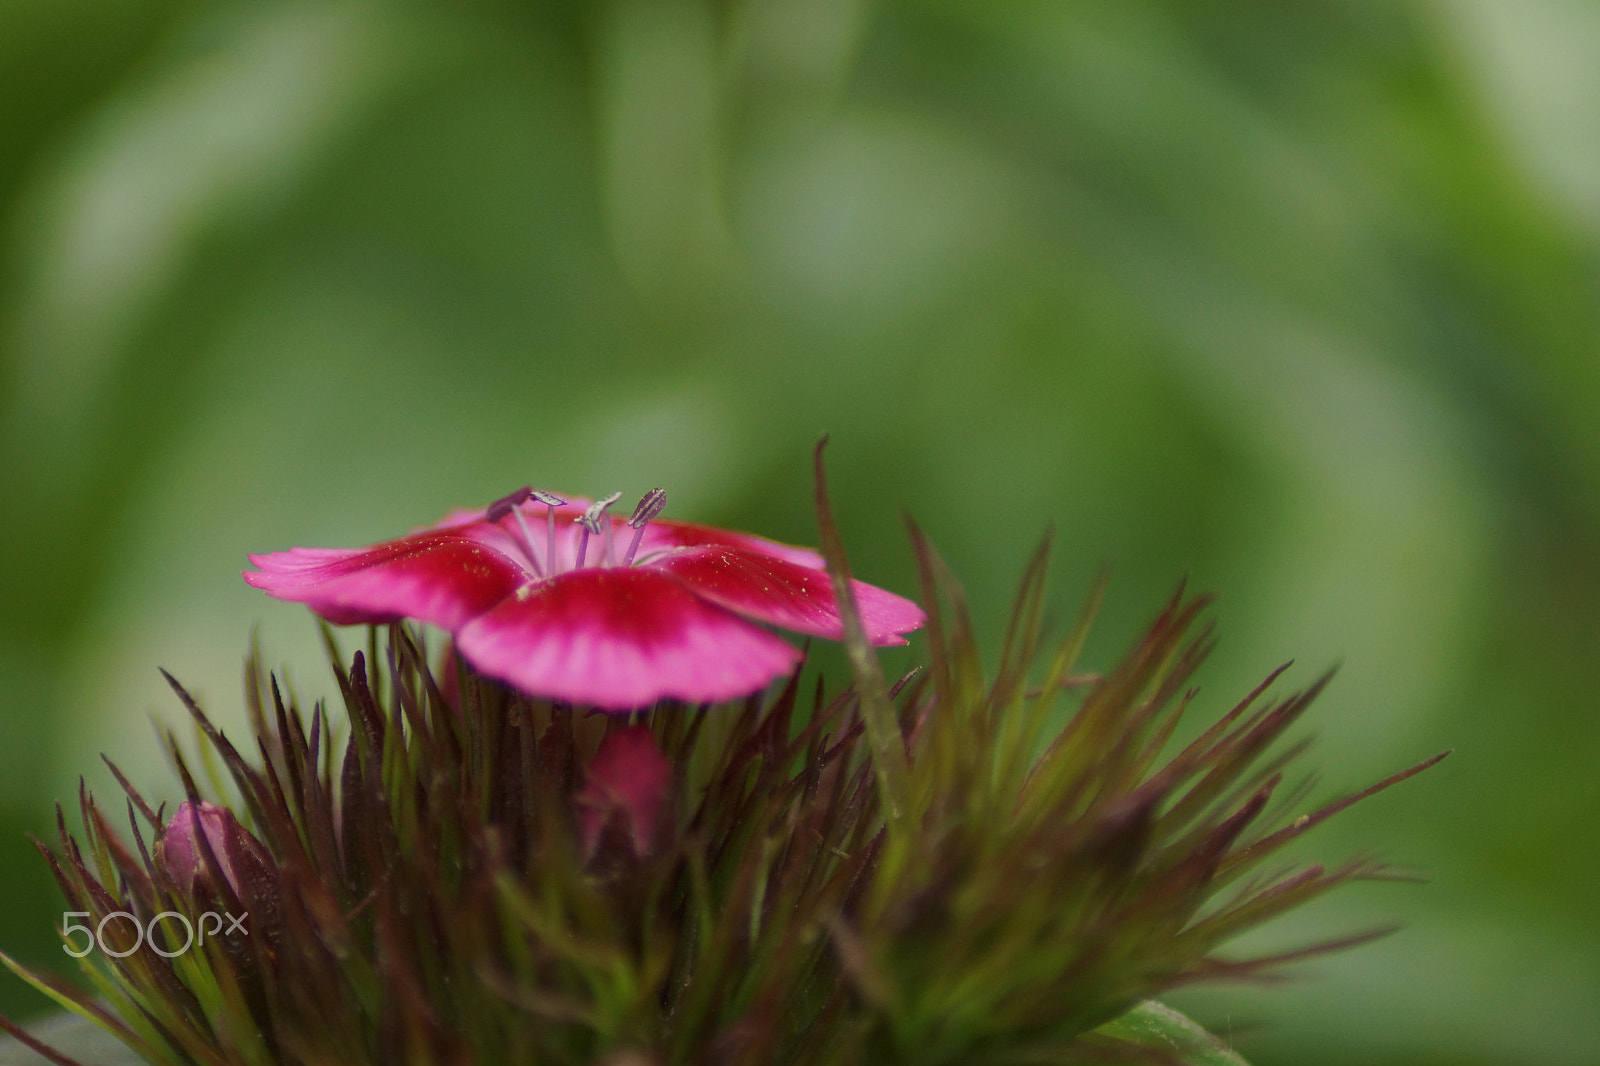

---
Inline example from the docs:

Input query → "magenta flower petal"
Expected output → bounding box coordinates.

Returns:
[575,726,673,859]
[646,546,925,645]
[635,519,827,570]
[245,532,524,630]
[454,568,802,709]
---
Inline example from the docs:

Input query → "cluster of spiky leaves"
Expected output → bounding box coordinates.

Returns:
[0,516,1443,1066]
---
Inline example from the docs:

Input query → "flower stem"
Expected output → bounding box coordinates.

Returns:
[813,438,911,823]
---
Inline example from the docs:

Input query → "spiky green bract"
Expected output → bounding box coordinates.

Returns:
[3,543,1444,1066]
[841,527,1446,1064]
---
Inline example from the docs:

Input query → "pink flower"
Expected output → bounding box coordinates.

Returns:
[244,488,924,709]
[575,727,673,860]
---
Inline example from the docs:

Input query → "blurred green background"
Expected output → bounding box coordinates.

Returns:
[2,0,1597,1062]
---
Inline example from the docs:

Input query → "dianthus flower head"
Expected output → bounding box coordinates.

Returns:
[244,487,924,709]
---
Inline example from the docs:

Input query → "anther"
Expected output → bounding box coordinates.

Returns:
[627,488,667,528]
[574,492,622,568]
[486,486,532,523]
[623,488,667,565]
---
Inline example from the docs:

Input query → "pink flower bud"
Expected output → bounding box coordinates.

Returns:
[158,800,277,909]
[575,727,673,861]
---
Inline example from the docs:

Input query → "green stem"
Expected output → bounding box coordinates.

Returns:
[813,438,911,823]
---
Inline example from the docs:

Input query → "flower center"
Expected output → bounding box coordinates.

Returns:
[487,486,666,575]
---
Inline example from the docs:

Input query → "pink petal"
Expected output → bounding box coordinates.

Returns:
[635,518,827,569]
[454,568,802,709]
[244,531,527,629]
[645,546,925,646]
[575,726,673,858]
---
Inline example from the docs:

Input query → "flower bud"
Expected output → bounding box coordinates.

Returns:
[575,727,672,862]
[157,800,277,913]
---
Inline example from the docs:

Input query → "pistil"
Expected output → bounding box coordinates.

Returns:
[531,490,566,572]
[575,492,623,569]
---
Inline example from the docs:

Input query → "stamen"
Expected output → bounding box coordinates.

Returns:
[531,490,566,571]
[574,492,622,569]
[623,487,667,565]
[486,486,543,575]
[627,488,668,527]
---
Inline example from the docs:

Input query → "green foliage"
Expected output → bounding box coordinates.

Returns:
[2,506,1439,1065]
